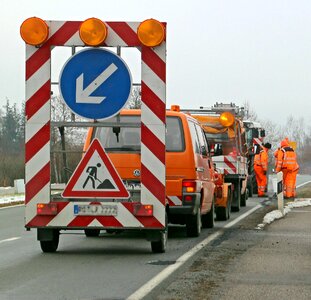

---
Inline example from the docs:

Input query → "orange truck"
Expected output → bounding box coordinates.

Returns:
[84,106,216,237]
[183,103,248,213]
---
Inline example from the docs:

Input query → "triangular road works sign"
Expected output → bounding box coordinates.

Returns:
[62,139,130,199]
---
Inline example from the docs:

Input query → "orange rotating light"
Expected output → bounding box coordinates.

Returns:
[79,18,108,46]
[20,17,49,46]
[219,112,235,127]
[137,19,165,47]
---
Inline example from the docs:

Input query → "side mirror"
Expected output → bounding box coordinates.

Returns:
[201,146,208,156]
[260,130,266,138]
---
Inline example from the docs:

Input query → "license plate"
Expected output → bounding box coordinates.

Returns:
[124,181,141,191]
[74,204,118,216]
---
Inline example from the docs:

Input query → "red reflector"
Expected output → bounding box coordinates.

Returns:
[37,203,58,216]
[133,204,153,217]
[184,195,193,202]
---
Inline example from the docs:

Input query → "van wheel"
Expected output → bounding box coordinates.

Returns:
[186,207,201,237]
[84,229,100,237]
[151,214,168,253]
[40,230,59,253]
[202,198,214,228]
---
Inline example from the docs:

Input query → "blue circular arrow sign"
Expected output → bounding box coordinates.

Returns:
[59,48,132,119]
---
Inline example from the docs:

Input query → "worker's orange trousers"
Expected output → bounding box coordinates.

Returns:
[282,169,298,198]
[254,166,267,196]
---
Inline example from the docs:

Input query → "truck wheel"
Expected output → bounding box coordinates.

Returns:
[186,207,201,237]
[40,230,59,253]
[248,180,253,197]
[231,182,241,212]
[241,187,248,207]
[202,198,214,228]
[216,189,231,221]
[151,214,168,253]
[84,229,100,237]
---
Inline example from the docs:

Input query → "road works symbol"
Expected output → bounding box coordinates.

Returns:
[62,139,130,199]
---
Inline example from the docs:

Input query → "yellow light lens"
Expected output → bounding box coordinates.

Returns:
[171,105,180,112]
[20,17,49,46]
[79,18,108,46]
[137,19,165,47]
[219,112,235,127]
[186,187,195,193]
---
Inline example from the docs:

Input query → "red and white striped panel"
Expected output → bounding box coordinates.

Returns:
[253,138,263,146]
[25,21,166,229]
[166,196,182,206]
[212,155,247,175]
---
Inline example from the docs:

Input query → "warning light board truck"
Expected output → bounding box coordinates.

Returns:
[21,17,168,253]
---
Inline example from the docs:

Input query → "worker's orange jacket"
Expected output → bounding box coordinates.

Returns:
[254,148,268,171]
[275,146,299,173]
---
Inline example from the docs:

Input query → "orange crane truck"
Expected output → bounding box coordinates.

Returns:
[183,103,248,213]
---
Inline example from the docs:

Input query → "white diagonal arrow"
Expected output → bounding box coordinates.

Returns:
[76,63,118,104]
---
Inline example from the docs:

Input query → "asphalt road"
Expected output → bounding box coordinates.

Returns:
[0,174,310,300]
[0,203,260,299]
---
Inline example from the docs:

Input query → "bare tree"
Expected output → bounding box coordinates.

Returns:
[126,86,141,109]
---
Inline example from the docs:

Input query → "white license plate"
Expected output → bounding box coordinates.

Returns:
[124,182,141,191]
[74,204,118,216]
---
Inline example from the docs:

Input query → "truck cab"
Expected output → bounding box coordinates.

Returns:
[84,106,216,237]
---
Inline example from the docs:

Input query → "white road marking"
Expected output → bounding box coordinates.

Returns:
[297,181,311,188]
[0,237,20,244]
[0,204,24,210]
[127,204,262,300]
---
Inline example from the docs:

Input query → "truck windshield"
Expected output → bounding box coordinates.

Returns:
[95,115,185,152]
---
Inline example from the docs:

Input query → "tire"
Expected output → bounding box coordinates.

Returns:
[216,189,231,221]
[248,179,253,197]
[84,229,101,237]
[241,188,247,207]
[151,214,168,253]
[216,206,227,221]
[231,181,241,212]
[226,189,232,219]
[186,207,201,237]
[202,198,215,228]
[40,230,59,253]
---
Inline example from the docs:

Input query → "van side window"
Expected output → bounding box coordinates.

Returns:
[195,124,208,157]
[166,117,185,152]
[188,121,200,154]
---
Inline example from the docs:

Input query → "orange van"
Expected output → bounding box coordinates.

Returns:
[84,107,216,237]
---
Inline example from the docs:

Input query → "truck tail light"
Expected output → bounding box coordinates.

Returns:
[182,180,198,193]
[133,204,153,217]
[37,203,58,216]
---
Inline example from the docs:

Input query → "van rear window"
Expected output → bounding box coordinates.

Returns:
[95,116,185,152]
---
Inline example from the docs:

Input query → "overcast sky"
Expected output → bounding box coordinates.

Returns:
[1,0,311,125]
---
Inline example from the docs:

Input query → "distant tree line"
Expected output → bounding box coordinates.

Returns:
[0,100,25,186]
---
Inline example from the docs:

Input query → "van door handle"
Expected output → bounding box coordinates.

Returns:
[196,167,205,172]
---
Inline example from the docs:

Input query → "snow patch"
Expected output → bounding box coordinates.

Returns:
[256,198,311,229]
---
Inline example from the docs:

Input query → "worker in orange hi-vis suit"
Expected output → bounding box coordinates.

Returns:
[254,142,272,197]
[275,138,299,198]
